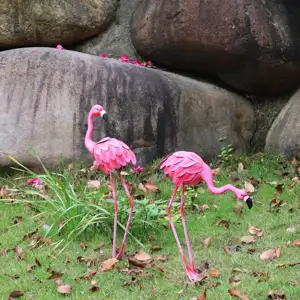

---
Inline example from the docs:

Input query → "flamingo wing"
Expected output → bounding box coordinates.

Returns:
[93,138,136,174]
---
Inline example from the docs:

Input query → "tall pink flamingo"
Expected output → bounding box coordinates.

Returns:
[160,151,253,282]
[85,104,136,259]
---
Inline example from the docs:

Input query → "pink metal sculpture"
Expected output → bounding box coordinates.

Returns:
[85,105,136,259]
[160,151,253,282]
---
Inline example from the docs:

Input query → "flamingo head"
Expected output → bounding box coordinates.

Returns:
[90,104,108,121]
[235,189,253,209]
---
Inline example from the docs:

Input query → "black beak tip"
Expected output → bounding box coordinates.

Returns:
[246,197,253,209]
[102,113,108,121]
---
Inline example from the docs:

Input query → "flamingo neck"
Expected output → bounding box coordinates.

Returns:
[85,112,96,153]
[201,164,241,196]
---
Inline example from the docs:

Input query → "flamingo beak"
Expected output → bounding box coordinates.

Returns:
[244,196,253,209]
[100,110,108,121]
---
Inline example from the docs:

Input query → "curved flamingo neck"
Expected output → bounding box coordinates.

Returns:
[85,112,96,153]
[201,164,241,196]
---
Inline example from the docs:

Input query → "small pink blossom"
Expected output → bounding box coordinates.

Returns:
[120,55,130,63]
[27,178,43,185]
[140,62,147,67]
[146,61,153,68]
[132,166,143,174]
[56,44,64,50]
[131,59,141,66]
[31,49,37,53]
[99,53,107,58]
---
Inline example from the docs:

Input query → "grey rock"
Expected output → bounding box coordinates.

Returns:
[0,48,255,168]
[0,0,117,48]
[265,89,300,156]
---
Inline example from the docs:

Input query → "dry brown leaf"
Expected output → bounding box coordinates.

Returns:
[233,203,244,216]
[229,276,241,287]
[224,246,232,256]
[12,216,22,225]
[8,290,24,298]
[194,204,209,213]
[5,274,20,279]
[138,183,147,193]
[47,271,63,280]
[291,157,297,165]
[14,246,25,260]
[203,237,211,248]
[128,250,153,268]
[197,288,207,300]
[134,250,152,261]
[237,163,244,173]
[260,246,283,261]
[247,248,258,254]
[240,235,256,244]
[82,269,98,279]
[150,245,162,253]
[228,288,249,300]
[273,170,283,176]
[212,168,220,176]
[248,224,264,237]
[101,258,118,271]
[154,254,168,262]
[57,284,72,295]
[216,220,230,230]
[87,180,100,190]
[291,240,300,247]
[80,241,88,250]
[209,269,221,277]
[268,289,286,299]
[244,182,255,193]
[143,181,160,193]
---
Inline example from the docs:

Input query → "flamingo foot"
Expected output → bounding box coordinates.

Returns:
[185,265,202,282]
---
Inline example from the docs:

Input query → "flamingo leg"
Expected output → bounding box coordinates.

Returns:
[110,173,118,258]
[116,172,135,259]
[167,185,200,282]
[180,184,195,269]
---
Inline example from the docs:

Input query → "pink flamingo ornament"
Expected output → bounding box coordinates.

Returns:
[160,151,253,282]
[85,105,136,259]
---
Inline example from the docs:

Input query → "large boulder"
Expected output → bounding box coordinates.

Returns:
[0,0,117,48]
[73,0,143,59]
[0,48,255,168]
[265,89,300,156]
[131,0,300,96]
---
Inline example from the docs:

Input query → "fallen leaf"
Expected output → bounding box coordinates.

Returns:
[12,216,22,225]
[82,269,98,279]
[237,163,244,173]
[197,288,207,300]
[101,258,118,271]
[120,171,129,176]
[65,258,70,263]
[14,246,25,260]
[233,203,244,216]
[47,271,63,280]
[88,284,100,292]
[138,183,147,193]
[247,248,258,254]
[212,168,220,176]
[80,241,88,250]
[150,245,162,253]
[54,279,63,286]
[275,184,284,195]
[216,220,230,230]
[268,289,286,299]
[273,170,283,176]
[244,182,255,193]
[5,274,20,279]
[229,276,241,287]
[194,204,209,213]
[260,246,283,261]
[27,265,35,272]
[248,224,264,237]
[291,240,300,247]
[209,269,221,277]
[134,250,152,261]
[35,258,41,267]
[228,288,249,300]
[240,235,256,244]
[277,262,300,268]
[154,254,168,262]
[134,194,145,200]
[120,268,143,275]
[224,246,232,256]
[57,284,72,295]
[87,180,100,190]
[151,263,165,273]
[143,181,160,193]
[286,227,296,233]
[8,290,24,298]
[203,237,211,248]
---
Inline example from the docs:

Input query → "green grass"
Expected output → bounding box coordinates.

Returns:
[1,153,300,299]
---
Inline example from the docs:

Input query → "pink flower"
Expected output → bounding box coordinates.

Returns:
[146,61,153,68]
[120,55,130,63]
[31,49,37,53]
[132,166,143,174]
[27,178,43,185]
[131,59,141,66]
[140,62,147,67]
[56,44,64,50]
[99,53,107,58]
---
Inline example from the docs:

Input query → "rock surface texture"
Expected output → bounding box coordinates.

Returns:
[0,48,255,168]
[131,0,300,96]
[73,0,143,59]
[0,0,117,48]
[265,89,300,156]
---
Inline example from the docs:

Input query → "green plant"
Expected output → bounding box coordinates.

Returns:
[217,137,233,163]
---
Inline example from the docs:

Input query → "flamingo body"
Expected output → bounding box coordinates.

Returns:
[94,137,136,174]
[160,151,204,186]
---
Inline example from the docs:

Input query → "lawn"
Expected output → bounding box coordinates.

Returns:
[0,153,299,299]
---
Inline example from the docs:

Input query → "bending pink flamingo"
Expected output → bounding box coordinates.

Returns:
[160,151,253,282]
[85,104,136,259]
